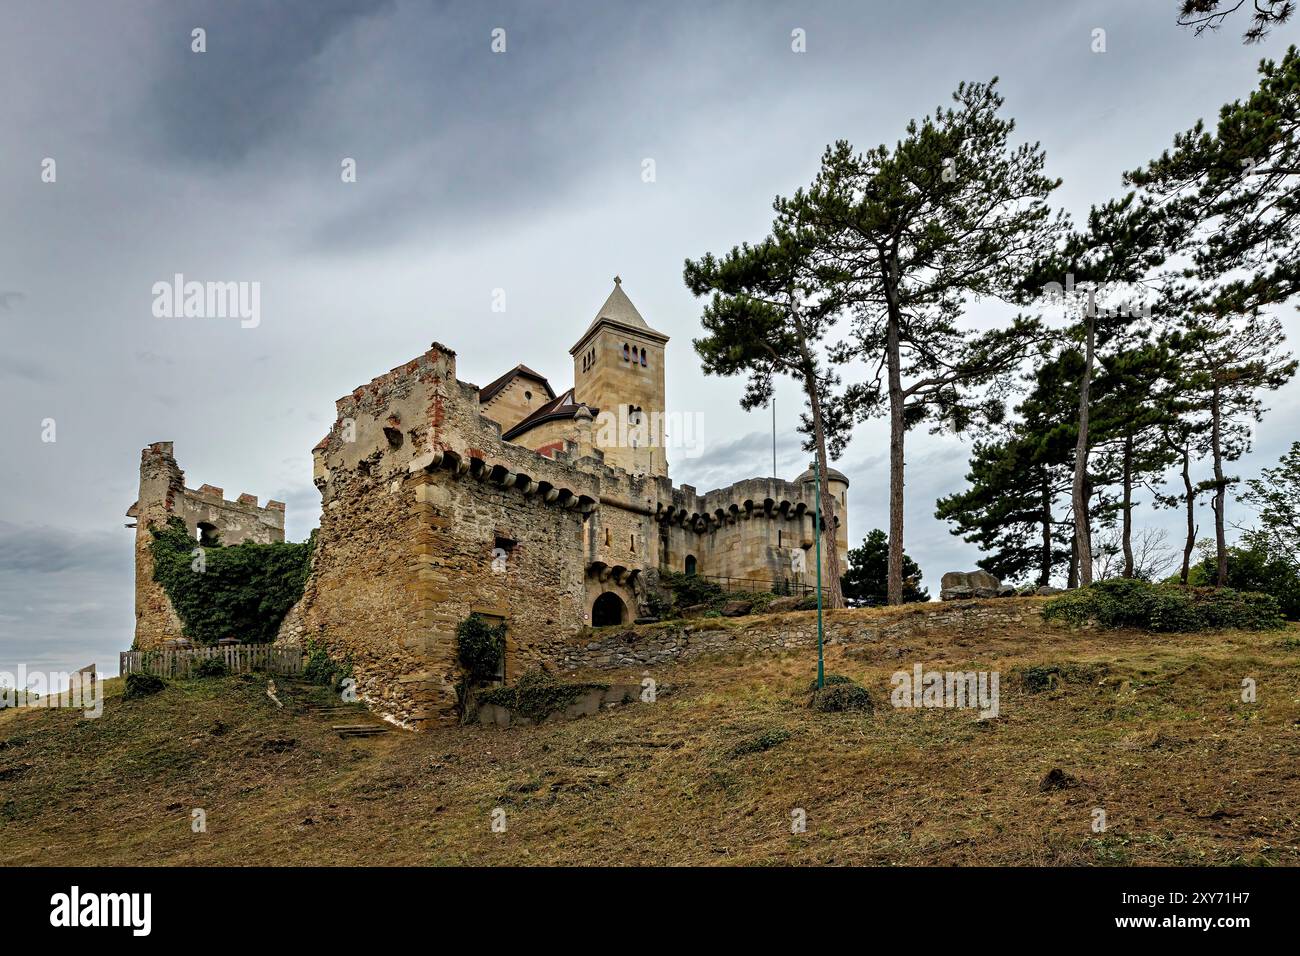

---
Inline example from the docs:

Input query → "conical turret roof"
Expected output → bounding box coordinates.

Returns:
[570,277,669,355]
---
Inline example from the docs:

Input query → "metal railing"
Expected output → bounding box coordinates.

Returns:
[691,573,828,598]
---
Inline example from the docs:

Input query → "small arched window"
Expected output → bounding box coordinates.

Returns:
[684,555,697,576]
[623,343,630,361]
[640,348,647,367]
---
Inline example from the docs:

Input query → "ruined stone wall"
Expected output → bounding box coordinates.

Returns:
[127,441,285,650]
[295,344,615,727]
[543,599,1046,671]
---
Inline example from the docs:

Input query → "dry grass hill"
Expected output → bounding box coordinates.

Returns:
[3,600,1298,866]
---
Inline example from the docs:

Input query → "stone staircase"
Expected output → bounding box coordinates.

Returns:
[294,687,391,739]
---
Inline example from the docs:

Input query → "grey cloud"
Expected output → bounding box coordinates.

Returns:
[141,0,399,166]
[0,521,127,574]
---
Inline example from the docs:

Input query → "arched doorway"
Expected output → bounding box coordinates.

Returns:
[591,591,627,627]
[684,555,697,576]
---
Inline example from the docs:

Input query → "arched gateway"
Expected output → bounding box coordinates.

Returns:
[591,591,627,627]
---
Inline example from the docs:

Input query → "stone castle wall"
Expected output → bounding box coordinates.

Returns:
[282,340,852,727]
[131,324,852,728]
[127,441,285,650]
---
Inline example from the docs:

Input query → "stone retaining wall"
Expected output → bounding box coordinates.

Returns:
[544,598,1046,671]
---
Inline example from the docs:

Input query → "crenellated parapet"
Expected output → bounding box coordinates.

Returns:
[125,441,286,649]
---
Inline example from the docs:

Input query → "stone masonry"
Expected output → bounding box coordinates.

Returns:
[126,441,285,649]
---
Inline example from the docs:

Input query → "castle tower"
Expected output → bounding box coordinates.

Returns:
[569,277,670,478]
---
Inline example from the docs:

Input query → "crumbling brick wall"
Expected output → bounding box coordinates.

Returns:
[294,345,609,728]
[126,441,285,650]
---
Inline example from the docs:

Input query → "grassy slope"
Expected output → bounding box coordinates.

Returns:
[3,606,1298,866]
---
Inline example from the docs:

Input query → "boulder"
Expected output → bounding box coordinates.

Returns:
[940,570,1002,600]
[766,596,805,613]
[720,599,753,617]
[1035,585,1063,596]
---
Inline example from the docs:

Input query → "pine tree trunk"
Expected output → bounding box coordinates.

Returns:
[1122,433,1134,577]
[1039,473,1053,587]
[1210,380,1228,586]
[1072,303,1095,586]
[1067,531,1079,588]
[800,349,844,609]
[886,308,906,606]
[1180,443,1195,585]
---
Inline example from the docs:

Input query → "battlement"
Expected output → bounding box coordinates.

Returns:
[128,442,286,546]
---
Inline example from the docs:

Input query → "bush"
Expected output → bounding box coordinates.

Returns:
[303,639,352,688]
[805,673,856,694]
[1197,542,1300,621]
[809,682,874,713]
[1018,662,1107,693]
[805,674,872,713]
[1043,579,1284,632]
[150,517,313,645]
[456,614,506,682]
[123,673,166,699]
[657,571,725,610]
[193,656,228,678]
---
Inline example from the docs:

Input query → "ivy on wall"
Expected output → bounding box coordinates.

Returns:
[150,516,313,645]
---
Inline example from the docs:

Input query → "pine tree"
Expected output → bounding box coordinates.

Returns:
[781,79,1065,604]
[936,349,1079,585]
[1024,194,1174,586]
[1240,441,1300,566]
[684,225,849,608]
[841,530,929,606]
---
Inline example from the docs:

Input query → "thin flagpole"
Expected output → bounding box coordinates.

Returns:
[815,457,824,689]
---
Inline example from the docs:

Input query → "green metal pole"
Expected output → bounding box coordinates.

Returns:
[815,459,824,689]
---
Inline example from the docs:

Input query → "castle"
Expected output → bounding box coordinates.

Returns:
[128,279,849,726]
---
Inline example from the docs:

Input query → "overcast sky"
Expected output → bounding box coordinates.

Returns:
[2,0,1297,680]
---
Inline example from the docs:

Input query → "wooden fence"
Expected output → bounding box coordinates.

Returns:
[119,645,303,679]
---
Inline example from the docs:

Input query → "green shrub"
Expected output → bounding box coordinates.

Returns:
[149,517,313,645]
[809,682,873,713]
[1196,542,1300,621]
[1018,662,1107,693]
[123,673,166,699]
[456,614,506,682]
[805,673,855,694]
[193,656,229,678]
[302,639,352,688]
[1043,579,1284,632]
[657,570,725,609]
